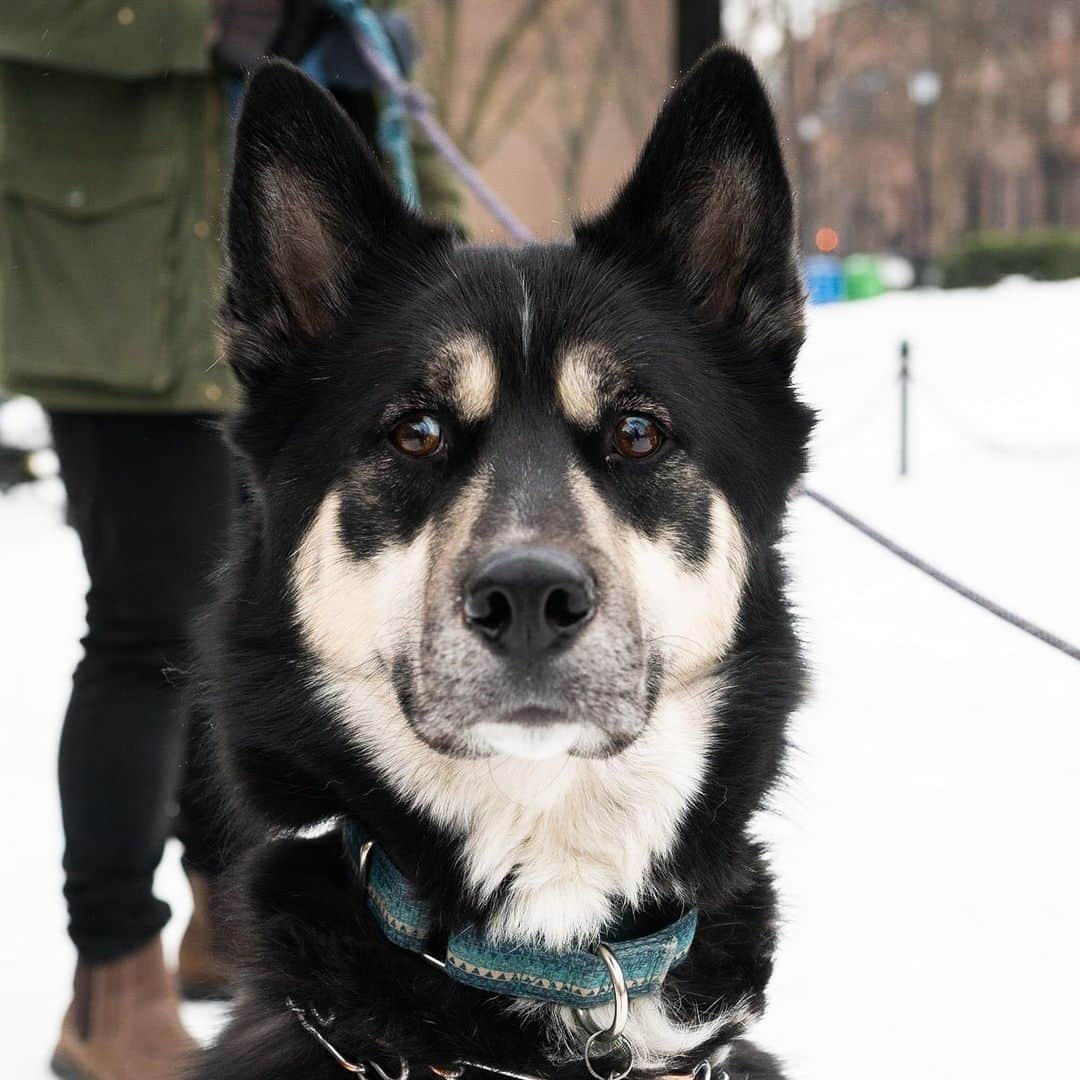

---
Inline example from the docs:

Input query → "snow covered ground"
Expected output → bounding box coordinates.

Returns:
[1,279,1078,1078]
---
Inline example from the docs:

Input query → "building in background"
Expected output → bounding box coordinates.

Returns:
[776,0,1080,259]
[408,1,1080,269]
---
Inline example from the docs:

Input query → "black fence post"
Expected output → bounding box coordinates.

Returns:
[676,0,723,76]
[899,340,911,477]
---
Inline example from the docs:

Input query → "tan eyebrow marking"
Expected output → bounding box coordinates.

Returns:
[429,333,498,422]
[555,344,627,428]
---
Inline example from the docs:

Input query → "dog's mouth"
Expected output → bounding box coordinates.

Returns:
[469,707,596,760]
[405,690,647,761]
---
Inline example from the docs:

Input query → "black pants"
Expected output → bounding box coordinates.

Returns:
[49,412,233,964]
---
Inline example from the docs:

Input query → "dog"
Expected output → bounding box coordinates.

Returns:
[193,45,813,1080]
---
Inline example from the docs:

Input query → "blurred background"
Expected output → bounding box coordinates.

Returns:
[2,3,1078,1079]
[408,0,1080,292]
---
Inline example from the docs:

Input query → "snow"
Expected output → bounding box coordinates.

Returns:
[1,279,1078,1078]
[758,279,1080,1078]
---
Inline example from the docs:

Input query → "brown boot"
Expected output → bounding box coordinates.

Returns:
[51,937,198,1080]
[177,870,231,1001]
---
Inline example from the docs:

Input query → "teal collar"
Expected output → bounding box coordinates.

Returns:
[343,822,698,1009]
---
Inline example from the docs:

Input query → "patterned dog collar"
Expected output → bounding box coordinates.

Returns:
[342,822,698,1010]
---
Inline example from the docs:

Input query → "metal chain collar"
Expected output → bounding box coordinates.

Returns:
[285,998,728,1080]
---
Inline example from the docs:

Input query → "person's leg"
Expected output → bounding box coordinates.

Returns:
[175,698,238,1001]
[50,411,234,964]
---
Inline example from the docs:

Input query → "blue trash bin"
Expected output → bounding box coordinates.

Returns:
[805,255,845,304]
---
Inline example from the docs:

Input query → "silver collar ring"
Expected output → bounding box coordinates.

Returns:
[583,1032,634,1080]
[353,840,376,892]
[571,942,630,1044]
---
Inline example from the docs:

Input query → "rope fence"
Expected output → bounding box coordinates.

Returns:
[800,487,1080,662]
[915,380,1080,460]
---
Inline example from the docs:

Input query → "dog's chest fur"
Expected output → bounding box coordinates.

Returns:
[336,677,719,948]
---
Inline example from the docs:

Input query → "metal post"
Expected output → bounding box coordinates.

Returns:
[676,0,723,76]
[899,340,911,477]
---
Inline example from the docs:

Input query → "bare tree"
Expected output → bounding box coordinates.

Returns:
[409,0,668,212]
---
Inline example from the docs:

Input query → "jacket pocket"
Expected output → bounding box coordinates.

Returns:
[0,145,180,394]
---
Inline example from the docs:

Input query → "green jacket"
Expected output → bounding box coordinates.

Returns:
[0,3,462,413]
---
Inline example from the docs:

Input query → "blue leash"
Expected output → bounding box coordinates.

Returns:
[329,0,421,208]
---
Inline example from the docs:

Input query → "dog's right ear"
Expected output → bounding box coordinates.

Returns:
[223,61,449,385]
[575,48,803,371]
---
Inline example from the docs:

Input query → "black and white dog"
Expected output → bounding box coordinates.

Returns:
[195,46,812,1080]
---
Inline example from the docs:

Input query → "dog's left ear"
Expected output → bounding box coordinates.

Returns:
[575,47,803,369]
[223,60,450,384]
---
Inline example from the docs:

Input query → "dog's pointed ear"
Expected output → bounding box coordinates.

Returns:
[575,48,803,367]
[223,61,449,382]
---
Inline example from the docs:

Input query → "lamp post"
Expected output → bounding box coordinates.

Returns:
[908,69,941,285]
[796,112,824,251]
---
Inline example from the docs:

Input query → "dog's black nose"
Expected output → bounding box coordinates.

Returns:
[464,547,595,659]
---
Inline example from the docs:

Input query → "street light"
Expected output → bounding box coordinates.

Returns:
[797,112,824,144]
[908,69,941,108]
[796,113,824,252]
[908,69,941,284]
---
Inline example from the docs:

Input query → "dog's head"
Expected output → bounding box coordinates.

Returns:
[220,51,810,789]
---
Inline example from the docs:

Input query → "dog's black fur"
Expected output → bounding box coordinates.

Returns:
[193,47,811,1080]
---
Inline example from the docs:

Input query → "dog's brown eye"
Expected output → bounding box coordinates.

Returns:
[391,414,443,458]
[613,416,663,459]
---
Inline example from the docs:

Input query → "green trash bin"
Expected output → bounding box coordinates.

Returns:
[843,254,885,300]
